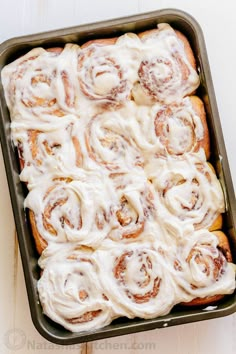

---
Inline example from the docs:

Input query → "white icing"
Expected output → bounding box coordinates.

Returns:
[94,242,179,319]
[11,119,83,185]
[172,230,236,301]
[77,36,141,104]
[37,244,116,332]
[83,109,144,171]
[145,153,225,238]
[2,44,80,124]
[24,173,117,247]
[155,97,205,155]
[134,23,200,104]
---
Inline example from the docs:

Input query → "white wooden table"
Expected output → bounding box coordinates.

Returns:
[0,1,236,353]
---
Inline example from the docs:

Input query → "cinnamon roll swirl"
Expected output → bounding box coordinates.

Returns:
[12,120,82,185]
[37,244,115,332]
[25,175,113,254]
[172,230,235,305]
[146,155,225,237]
[95,243,177,319]
[78,38,133,106]
[154,96,210,158]
[1,44,79,122]
[132,23,199,105]
[84,110,144,171]
[108,172,157,242]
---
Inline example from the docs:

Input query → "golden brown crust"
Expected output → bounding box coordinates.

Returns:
[29,210,48,255]
[204,162,223,231]
[189,96,210,159]
[207,162,216,173]
[208,214,223,232]
[46,47,63,54]
[175,30,196,70]
[175,31,197,97]
[181,294,224,307]
[181,230,232,307]
[81,37,117,49]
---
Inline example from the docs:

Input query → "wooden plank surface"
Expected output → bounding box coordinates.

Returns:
[0,1,236,353]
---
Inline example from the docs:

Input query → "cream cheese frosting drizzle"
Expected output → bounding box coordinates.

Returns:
[12,119,83,185]
[94,242,178,319]
[84,109,144,171]
[2,44,80,123]
[77,35,141,105]
[154,96,209,156]
[107,172,158,242]
[145,153,225,238]
[38,244,116,332]
[24,173,117,247]
[133,23,200,104]
[171,230,236,301]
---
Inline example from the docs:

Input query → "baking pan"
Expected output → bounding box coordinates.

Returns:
[0,9,236,345]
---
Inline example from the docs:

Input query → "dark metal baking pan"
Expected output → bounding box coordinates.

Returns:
[0,8,235,345]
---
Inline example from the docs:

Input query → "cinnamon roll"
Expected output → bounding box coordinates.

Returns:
[172,230,235,305]
[132,23,199,105]
[12,120,82,185]
[25,174,113,254]
[37,244,115,332]
[1,44,79,123]
[154,96,210,158]
[78,37,134,106]
[108,172,157,242]
[84,110,144,171]
[95,243,177,319]
[146,155,225,237]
